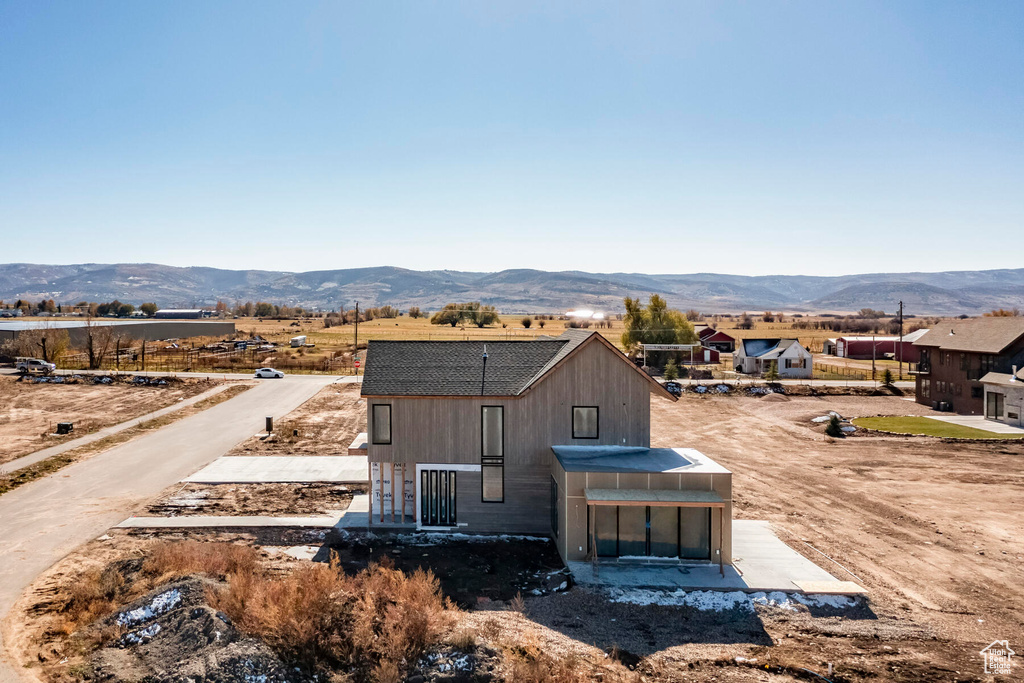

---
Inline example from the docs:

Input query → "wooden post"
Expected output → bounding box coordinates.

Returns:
[367,459,373,528]
[390,462,396,523]
[590,504,598,577]
[400,463,406,524]
[719,508,724,576]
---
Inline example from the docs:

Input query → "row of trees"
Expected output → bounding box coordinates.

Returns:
[0,299,156,317]
[430,302,500,328]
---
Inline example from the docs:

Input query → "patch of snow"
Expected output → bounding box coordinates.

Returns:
[608,587,861,613]
[792,593,861,609]
[120,623,161,646]
[608,588,753,611]
[749,591,799,612]
[841,425,857,433]
[116,589,181,626]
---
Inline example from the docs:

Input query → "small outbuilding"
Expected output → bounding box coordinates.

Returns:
[551,445,732,571]
[980,367,1024,428]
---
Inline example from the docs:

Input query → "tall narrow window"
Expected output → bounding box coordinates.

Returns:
[371,404,391,444]
[481,406,503,502]
[573,406,599,439]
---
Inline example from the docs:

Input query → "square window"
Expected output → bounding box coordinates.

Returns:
[371,404,391,444]
[573,406,599,439]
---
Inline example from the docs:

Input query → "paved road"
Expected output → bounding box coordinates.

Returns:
[0,374,352,682]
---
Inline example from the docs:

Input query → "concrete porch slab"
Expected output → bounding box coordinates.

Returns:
[183,455,368,483]
[927,414,1024,435]
[116,514,345,528]
[570,520,858,594]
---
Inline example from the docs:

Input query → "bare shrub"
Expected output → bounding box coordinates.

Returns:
[210,555,455,674]
[142,540,260,583]
[58,564,128,635]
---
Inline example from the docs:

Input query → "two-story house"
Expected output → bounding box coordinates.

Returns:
[360,329,733,569]
[912,318,1024,415]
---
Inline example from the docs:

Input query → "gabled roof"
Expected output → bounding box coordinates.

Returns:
[702,330,735,343]
[913,318,1024,354]
[361,329,676,400]
[980,368,1024,386]
[739,338,802,359]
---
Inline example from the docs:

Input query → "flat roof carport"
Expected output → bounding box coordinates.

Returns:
[583,488,726,576]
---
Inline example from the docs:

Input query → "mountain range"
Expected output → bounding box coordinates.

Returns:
[1,263,1023,316]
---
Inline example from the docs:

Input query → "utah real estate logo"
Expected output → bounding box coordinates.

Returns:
[981,640,1014,675]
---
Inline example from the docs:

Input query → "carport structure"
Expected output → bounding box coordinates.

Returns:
[550,446,732,571]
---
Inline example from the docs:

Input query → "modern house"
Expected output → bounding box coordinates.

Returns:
[912,318,1024,415]
[359,329,733,568]
[732,338,813,379]
[695,325,736,353]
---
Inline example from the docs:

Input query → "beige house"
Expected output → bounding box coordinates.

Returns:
[980,366,1024,428]
[360,329,733,568]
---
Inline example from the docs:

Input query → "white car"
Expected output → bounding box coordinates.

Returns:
[254,368,285,379]
[16,358,56,375]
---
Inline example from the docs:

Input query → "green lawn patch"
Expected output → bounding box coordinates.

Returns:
[852,416,1024,440]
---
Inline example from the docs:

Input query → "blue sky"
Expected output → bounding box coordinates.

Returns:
[1,2,1021,276]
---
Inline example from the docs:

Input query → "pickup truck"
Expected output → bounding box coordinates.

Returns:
[16,358,56,375]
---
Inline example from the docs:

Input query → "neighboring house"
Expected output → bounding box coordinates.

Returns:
[733,339,813,379]
[913,318,1024,415]
[834,332,925,363]
[359,329,733,568]
[980,366,1024,428]
[696,326,736,353]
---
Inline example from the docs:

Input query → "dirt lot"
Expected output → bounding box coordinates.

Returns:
[227,382,365,456]
[0,375,221,465]
[649,392,1024,680]
[146,482,366,517]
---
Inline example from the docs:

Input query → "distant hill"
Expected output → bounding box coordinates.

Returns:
[1,263,1023,316]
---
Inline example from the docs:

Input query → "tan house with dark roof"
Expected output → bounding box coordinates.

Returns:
[359,329,733,568]
[912,318,1024,415]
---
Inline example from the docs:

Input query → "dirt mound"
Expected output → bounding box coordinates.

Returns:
[90,579,294,683]
[760,392,790,402]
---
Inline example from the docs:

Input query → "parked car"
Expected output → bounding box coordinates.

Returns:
[254,367,285,379]
[664,381,683,397]
[16,358,56,375]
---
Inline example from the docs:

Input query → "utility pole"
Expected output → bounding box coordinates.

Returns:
[871,335,876,383]
[898,300,904,380]
[354,301,359,376]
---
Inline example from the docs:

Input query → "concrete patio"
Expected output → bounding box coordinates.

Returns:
[183,455,368,483]
[927,414,1024,435]
[117,494,371,529]
[570,520,864,594]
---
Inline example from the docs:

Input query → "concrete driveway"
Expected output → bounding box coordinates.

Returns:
[927,414,1024,435]
[0,374,354,682]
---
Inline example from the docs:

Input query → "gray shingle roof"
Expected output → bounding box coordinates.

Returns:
[913,318,1024,354]
[361,329,593,396]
